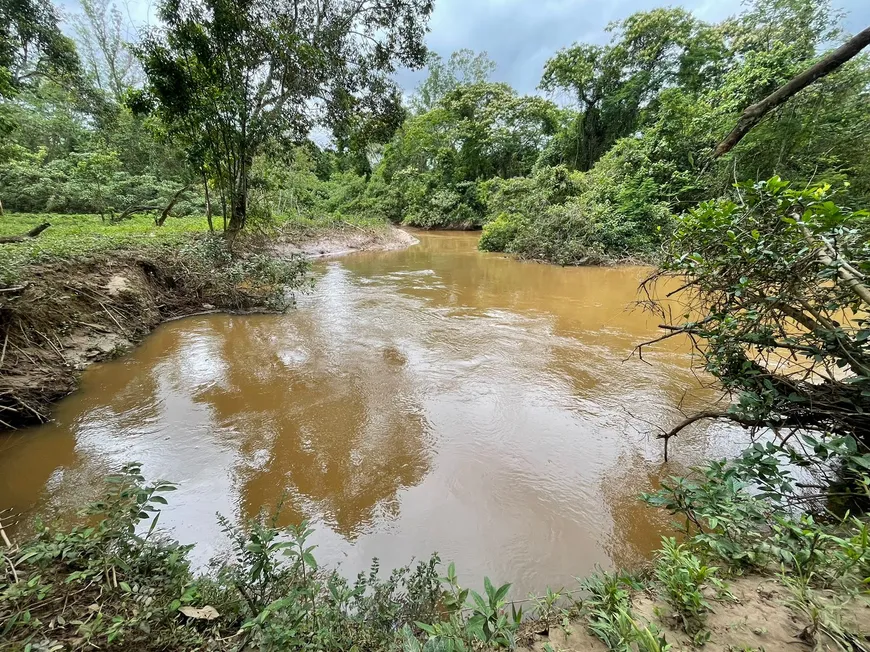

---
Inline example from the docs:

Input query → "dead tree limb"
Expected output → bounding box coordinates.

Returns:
[156,183,192,226]
[0,223,50,244]
[714,25,870,158]
[114,205,161,222]
[659,411,759,461]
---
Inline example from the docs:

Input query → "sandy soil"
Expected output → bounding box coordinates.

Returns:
[275,224,418,258]
[523,576,870,652]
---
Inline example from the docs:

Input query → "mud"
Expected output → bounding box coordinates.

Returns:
[0,225,415,431]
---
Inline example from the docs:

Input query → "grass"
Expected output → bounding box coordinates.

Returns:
[0,213,211,282]
[0,212,391,283]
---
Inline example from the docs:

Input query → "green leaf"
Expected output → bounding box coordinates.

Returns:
[415,622,436,635]
[494,582,511,604]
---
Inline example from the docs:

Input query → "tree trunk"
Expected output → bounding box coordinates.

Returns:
[203,174,214,233]
[226,156,251,236]
[155,183,192,227]
[0,222,50,244]
[227,186,247,235]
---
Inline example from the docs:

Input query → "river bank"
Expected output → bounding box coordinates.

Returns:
[1,229,868,652]
[0,218,416,430]
[2,481,867,652]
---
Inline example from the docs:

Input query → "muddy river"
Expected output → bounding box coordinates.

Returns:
[0,230,745,596]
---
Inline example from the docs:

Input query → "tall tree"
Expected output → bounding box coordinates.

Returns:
[411,48,496,113]
[539,8,723,170]
[134,0,432,235]
[0,0,81,97]
[71,0,142,101]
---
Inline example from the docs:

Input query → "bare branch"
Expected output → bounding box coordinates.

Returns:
[714,25,870,157]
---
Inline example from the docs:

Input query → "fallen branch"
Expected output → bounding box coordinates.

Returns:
[0,223,51,244]
[658,408,832,461]
[658,410,755,462]
[156,183,192,226]
[714,25,870,158]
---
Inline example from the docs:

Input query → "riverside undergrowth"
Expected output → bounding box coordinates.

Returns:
[2,444,869,652]
[0,217,311,429]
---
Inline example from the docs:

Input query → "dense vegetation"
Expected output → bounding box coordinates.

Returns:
[2,0,870,649]
[3,0,867,263]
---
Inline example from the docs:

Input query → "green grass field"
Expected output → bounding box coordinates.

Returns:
[0,213,212,283]
[0,211,390,283]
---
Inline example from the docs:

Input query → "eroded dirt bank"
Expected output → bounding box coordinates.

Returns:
[0,225,416,431]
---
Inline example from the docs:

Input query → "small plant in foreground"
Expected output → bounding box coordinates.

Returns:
[466,576,517,647]
[531,585,568,624]
[779,570,867,652]
[654,537,725,642]
[581,570,669,652]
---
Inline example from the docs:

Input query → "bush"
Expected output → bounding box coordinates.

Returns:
[0,467,527,652]
[478,213,523,251]
[653,538,725,641]
[476,145,673,264]
[0,147,201,216]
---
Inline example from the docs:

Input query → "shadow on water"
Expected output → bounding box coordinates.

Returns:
[0,230,745,596]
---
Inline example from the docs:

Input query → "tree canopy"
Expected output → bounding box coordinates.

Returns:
[0,0,81,98]
[410,48,496,114]
[133,0,433,233]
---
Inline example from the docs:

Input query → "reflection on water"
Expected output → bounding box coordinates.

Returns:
[0,230,746,596]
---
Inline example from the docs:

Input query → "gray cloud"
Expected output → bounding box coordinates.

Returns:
[397,0,870,96]
[55,0,869,98]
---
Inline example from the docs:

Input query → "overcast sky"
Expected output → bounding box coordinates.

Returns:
[59,0,870,96]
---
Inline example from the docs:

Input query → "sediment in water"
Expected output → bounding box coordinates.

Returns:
[0,225,416,431]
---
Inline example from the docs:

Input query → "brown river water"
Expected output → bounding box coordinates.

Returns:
[0,230,746,596]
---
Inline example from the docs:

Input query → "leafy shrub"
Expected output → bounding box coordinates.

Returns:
[476,142,673,264]
[479,212,524,252]
[0,147,201,216]
[649,179,870,450]
[644,440,870,589]
[653,538,725,640]
[0,464,203,650]
[581,571,669,652]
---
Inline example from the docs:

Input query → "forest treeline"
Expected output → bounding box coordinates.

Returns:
[2,0,869,264]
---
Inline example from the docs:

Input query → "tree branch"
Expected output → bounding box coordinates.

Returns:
[800,223,870,309]
[713,25,870,158]
[0,223,51,244]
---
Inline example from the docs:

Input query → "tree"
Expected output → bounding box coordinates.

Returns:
[134,0,432,236]
[69,149,121,220]
[539,8,723,170]
[410,48,496,113]
[640,178,870,459]
[375,82,559,227]
[0,0,81,97]
[71,0,142,101]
